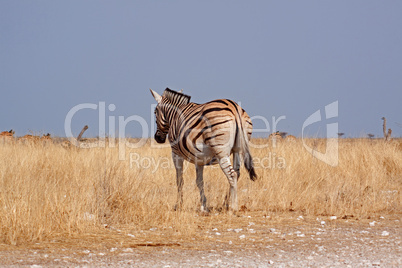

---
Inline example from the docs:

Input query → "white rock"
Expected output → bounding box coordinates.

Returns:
[321,221,326,225]
[234,228,243,233]
[297,216,304,220]
[215,232,221,236]
[83,212,95,221]
[369,221,376,226]
[381,231,390,236]
[239,235,246,239]
[212,228,218,231]
[330,216,337,220]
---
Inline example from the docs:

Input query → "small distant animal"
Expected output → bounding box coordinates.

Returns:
[268,131,284,142]
[0,129,15,143]
[40,133,52,144]
[41,133,51,140]
[0,129,14,136]
[19,134,40,144]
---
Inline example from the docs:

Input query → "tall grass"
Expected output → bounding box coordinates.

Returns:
[0,138,401,245]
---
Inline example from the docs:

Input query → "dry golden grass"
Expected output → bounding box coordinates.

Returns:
[0,138,401,245]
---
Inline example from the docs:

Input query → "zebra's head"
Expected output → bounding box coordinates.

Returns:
[150,88,190,144]
[150,89,168,143]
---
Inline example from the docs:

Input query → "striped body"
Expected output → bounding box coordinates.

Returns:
[151,88,256,212]
[166,99,252,165]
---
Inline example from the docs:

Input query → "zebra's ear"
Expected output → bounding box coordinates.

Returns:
[150,89,162,103]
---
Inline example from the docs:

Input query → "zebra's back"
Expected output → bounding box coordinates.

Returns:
[169,99,252,165]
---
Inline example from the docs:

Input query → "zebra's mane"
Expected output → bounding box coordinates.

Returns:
[163,88,191,106]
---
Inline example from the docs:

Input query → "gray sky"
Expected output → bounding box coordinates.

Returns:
[1,1,401,138]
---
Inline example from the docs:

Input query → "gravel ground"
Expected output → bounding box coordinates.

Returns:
[0,214,400,267]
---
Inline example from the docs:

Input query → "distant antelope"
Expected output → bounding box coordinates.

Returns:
[269,131,288,138]
[0,129,15,144]
[268,131,283,145]
[19,134,40,144]
[40,133,52,144]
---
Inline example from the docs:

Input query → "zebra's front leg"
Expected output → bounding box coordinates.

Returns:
[196,164,208,213]
[219,156,238,212]
[172,153,184,211]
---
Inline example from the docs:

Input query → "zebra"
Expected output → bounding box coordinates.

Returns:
[150,88,257,212]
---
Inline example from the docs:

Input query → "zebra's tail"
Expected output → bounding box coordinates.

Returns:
[243,141,257,181]
[238,114,257,181]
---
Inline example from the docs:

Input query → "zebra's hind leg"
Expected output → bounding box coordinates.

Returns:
[219,156,238,212]
[223,153,241,211]
[196,164,209,213]
[172,153,184,211]
[233,152,241,179]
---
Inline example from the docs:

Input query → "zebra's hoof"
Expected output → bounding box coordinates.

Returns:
[198,205,210,216]
[173,204,182,211]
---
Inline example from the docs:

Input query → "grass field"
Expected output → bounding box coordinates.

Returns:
[0,138,401,246]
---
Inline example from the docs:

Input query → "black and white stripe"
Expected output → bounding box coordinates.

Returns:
[150,88,256,212]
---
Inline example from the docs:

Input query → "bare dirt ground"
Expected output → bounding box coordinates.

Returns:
[0,212,400,267]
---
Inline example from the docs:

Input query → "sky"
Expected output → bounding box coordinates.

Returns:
[1,1,401,138]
